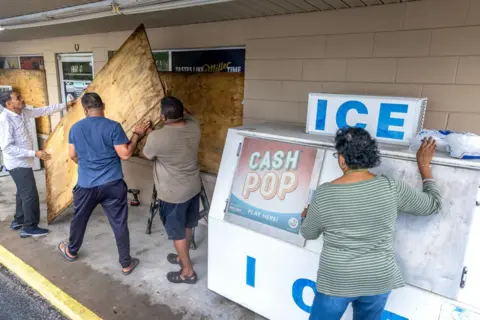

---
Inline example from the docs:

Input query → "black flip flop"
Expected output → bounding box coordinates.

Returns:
[167,253,184,269]
[57,241,77,262]
[122,258,140,276]
[166,271,197,284]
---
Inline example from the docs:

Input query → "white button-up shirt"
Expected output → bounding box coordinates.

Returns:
[0,104,66,170]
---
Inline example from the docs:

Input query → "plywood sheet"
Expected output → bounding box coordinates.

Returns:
[0,69,51,134]
[44,25,164,224]
[135,72,244,174]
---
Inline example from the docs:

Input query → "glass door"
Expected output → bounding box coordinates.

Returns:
[57,53,94,107]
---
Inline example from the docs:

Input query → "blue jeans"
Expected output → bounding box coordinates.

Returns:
[309,291,391,320]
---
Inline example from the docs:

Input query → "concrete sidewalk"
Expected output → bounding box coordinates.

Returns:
[0,171,257,320]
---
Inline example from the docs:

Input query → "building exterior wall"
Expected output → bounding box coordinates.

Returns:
[1,0,479,132]
[1,0,480,202]
[243,0,480,133]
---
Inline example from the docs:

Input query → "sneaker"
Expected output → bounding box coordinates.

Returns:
[10,221,24,231]
[20,227,50,238]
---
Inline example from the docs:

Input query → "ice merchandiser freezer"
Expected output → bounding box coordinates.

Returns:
[208,121,480,319]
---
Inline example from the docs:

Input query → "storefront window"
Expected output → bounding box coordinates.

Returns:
[109,50,170,71]
[153,51,169,71]
[0,57,20,69]
[108,47,246,73]
[0,56,44,70]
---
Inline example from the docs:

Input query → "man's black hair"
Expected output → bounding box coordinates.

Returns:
[161,96,184,120]
[81,92,104,109]
[0,90,13,108]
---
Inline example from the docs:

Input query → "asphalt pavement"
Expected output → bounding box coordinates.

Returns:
[0,266,66,320]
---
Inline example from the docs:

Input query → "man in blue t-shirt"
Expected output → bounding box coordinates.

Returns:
[57,92,149,276]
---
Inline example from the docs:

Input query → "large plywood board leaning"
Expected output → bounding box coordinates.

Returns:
[0,69,51,134]
[44,25,164,224]
[139,73,244,174]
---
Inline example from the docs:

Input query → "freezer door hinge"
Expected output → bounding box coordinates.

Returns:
[236,142,242,156]
[224,199,229,213]
[460,266,468,288]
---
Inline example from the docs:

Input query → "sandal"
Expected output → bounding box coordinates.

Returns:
[167,253,184,269]
[166,271,197,284]
[122,258,140,276]
[58,241,77,262]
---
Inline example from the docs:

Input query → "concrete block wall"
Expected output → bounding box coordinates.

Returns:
[3,0,480,133]
[244,0,480,133]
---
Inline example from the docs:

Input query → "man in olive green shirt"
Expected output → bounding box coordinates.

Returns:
[143,96,201,285]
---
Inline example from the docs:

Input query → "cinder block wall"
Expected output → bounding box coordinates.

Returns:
[2,0,480,203]
[2,0,478,132]
[244,0,480,133]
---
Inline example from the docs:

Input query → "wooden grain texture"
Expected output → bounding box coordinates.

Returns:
[135,72,244,174]
[44,25,164,224]
[0,69,51,134]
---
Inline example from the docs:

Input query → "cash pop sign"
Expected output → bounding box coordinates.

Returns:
[306,93,427,144]
[227,138,317,235]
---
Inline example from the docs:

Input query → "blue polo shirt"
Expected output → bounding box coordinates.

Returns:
[68,117,129,188]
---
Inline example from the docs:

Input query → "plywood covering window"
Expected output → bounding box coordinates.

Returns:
[0,69,51,134]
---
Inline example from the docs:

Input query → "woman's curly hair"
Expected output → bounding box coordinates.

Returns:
[334,127,381,169]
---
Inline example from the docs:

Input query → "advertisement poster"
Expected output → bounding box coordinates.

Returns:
[171,48,245,73]
[20,56,45,70]
[2,57,20,69]
[225,138,324,246]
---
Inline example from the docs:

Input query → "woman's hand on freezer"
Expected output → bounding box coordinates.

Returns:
[416,137,436,180]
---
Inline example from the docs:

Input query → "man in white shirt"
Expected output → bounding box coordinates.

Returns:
[0,90,74,238]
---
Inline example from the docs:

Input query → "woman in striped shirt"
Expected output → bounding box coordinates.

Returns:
[301,127,442,320]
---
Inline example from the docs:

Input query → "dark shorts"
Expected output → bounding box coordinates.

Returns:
[159,194,200,241]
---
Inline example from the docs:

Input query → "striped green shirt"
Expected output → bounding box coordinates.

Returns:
[301,175,442,297]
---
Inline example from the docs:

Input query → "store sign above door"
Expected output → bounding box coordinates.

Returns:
[172,48,245,73]
[306,93,427,144]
